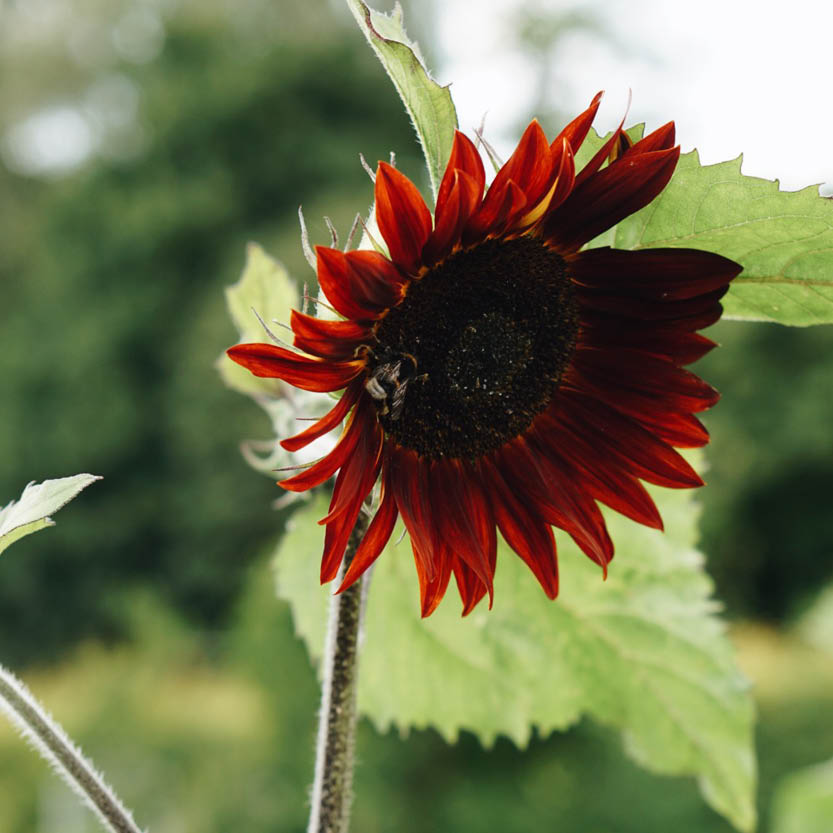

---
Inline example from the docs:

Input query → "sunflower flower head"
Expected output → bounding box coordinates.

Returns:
[228,93,742,617]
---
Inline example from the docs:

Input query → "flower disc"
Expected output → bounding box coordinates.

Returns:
[370,237,579,460]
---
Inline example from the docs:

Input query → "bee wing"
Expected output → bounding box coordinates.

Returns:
[389,378,410,421]
[378,360,402,386]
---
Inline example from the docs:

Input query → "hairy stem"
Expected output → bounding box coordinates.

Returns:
[307,512,371,833]
[0,663,144,833]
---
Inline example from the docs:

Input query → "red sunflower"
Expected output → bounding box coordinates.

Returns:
[228,92,742,617]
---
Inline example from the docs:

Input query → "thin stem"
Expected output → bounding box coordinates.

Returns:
[0,663,144,833]
[307,512,371,833]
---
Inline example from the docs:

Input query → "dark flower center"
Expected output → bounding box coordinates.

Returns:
[368,236,578,460]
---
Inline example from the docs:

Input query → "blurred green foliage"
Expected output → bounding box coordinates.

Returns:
[3,566,833,833]
[2,0,833,831]
[0,0,420,665]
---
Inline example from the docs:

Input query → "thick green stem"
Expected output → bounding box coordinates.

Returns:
[307,512,371,833]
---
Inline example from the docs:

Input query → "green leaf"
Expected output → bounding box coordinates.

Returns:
[578,126,833,326]
[771,758,833,833]
[0,475,101,556]
[219,241,297,397]
[345,0,458,199]
[217,242,298,398]
[275,460,756,832]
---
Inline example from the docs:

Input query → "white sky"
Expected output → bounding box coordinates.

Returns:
[435,0,832,194]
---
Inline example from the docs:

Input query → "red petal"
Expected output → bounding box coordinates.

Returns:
[580,316,717,366]
[452,560,489,617]
[375,161,432,273]
[481,458,559,598]
[316,247,382,321]
[423,169,482,265]
[625,121,676,155]
[319,414,383,525]
[542,138,576,216]
[316,246,403,322]
[280,379,364,452]
[416,541,452,618]
[279,395,375,491]
[336,450,399,592]
[554,91,603,156]
[546,146,680,252]
[344,249,408,307]
[487,120,555,215]
[632,410,710,449]
[464,179,527,244]
[531,415,663,530]
[227,342,363,392]
[571,346,721,414]
[577,285,728,322]
[319,419,383,582]
[570,247,741,301]
[573,110,628,188]
[435,131,485,221]
[497,439,614,574]
[389,448,437,582]
[432,459,496,609]
[557,388,704,488]
[290,310,371,359]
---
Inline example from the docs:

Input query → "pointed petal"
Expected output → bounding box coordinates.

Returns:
[316,246,403,322]
[553,91,603,155]
[531,414,663,530]
[496,439,614,574]
[557,388,704,488]
[319,419,383,582]
[532,137,575,221]
[375,161,432,273]
[580,315,718,366]
[488,120,555,213]
[435,130,485,220]
[570,246,742,301]
[546,146,680,252]
[280,379,363,452]
[576,285,728,323]
[626,121,676,155]
[573,109,628,187]
[423,169,482,265]
[290,310,371,359]
[316,246,383,322]
[279,395,374,491]
[464,179,527,243]
[452,560,489,616]
[344,249,408,307]
[428,459,495,605]
[571,345,721,415]
[631,410,710,449]
[481,458,559,598]
[337,451,398,592]
[319,414,383,525]
[416,540,452,618]
[227,342,363,392]
[389,448,437,582]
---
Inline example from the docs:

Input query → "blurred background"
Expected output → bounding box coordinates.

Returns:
[1,0,832,830]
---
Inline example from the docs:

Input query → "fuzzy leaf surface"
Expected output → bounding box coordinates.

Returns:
[577,126,833,325]
[0,475,101,556]
[345,0,457,198]
[275,467,756,832]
